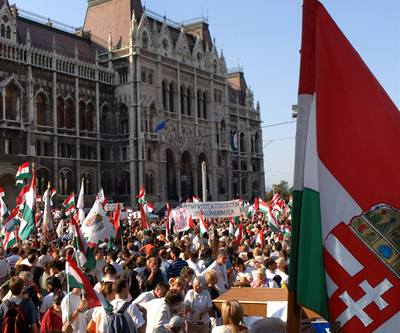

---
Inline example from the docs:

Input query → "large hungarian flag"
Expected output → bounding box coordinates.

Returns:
[19,173,35,240]
[81,191,116,247]
[199,212,207,237]
[289,1,400,332]
[63,194,76,217]
[65,254,101,309]
[136,185,146,205]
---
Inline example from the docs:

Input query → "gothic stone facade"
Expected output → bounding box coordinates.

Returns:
[0,0,265,208]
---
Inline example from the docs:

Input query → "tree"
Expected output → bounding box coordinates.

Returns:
[264,180,291,201]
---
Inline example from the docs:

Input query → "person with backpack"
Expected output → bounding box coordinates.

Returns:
[0,276,40,333]
[110,278,145,333]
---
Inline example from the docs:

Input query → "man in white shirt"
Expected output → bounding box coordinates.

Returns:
[202,250,229,294]
[111,278,146,333]
[0,247,10,284]
[61,288,88,333]
[132,282,168,306]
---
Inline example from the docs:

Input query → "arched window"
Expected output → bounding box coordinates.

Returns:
[79,101,86,131]
[241,177,247,195]
[180,85,185,115]
[240,132,245,153]
[64,99,75,129]
[203,91,208,119]
[101,105,110,134]
[218,175,225,194]
[186,88,192,116]
[162,81,168,110]
[0,25,5,38]
[5,83,19,121]
[169,82,175,112]
[118,171,130,195]
[119,104,129,135]
[36,93,47,126]
[101,172,113,195]
[36,168,51,195]
[145,173,155,194]
[255,132,260,154]
[220,119,226,144]
[57,96,65,128]
[82,171,93,195]
[59,169,73,195]
[6,26,11,39]
[197,89,202,118]
[142,31,149,49]
[86,103,95,132]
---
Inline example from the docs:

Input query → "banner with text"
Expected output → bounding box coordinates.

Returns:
[181,200,241,219]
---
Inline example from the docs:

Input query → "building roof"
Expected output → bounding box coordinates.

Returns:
[83,0,143,49]
[228,70,248,106]
[16,16,99,63]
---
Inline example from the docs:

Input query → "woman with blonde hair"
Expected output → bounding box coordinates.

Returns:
[212,300,248,333]
[169,276,187,296]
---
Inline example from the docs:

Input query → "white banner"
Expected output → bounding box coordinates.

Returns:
[104,203,124,212]
[181,200,241,219]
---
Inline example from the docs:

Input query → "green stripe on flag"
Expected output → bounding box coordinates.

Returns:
[67,274,84,289]
[19,207,34,240]
[289,188,328,319]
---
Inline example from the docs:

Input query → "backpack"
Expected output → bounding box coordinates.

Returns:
[2,300,30,333]
[107,302,136,333]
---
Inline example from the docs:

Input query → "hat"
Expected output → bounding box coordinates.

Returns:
[164,316,185,329]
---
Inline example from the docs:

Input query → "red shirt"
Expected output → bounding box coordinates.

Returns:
[40,308,63,333]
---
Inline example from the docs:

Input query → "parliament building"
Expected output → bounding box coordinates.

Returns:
[0,0,265,208]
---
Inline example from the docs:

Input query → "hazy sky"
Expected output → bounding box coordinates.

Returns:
[11,0,400,189]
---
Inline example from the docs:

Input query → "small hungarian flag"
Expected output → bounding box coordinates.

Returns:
[254,197,259,212]
[289,0,400,331]
[229,215,235,236]
[255,228,265,247]
[165,203,173,238]
[65,254,101,309]
[77,179,85,224]
[234,223,243,245]
[199,212,207,237]
[19,172,35,241]
[15,162,30,186]
[144,201,154,214]
[136,186,146,205]
[2,229,16,250]
[112,203,121,232]
[258,198,269,214]
[139,203,149,230]
[63,194,76,217]
[188,214,194,229]
[0,192,9,224]
[3,206,20,232]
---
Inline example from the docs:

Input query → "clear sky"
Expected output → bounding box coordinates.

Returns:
[11,0,400,190]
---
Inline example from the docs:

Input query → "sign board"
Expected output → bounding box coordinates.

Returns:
[171,208,189,233]
[181,200,241,219]
[105,203,124,212]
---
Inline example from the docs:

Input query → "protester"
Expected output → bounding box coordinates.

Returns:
[184,276,213,333]
[203,251,229,294]
[212,300,248,333]
[167,247,188,279]
[40,290,67,333]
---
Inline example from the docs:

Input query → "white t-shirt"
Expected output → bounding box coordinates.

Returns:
[61,292,87,333]
[184,289,213,323]
[132,290,156,305]
[212,325,234,333]
[143,298,172,333]
[111,298,145,331]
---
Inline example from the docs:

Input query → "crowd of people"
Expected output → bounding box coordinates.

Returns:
[0,208,290,333]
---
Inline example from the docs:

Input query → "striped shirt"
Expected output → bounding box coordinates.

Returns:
[166,258,188,279]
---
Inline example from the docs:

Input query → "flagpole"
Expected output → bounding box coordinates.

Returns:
[119,203,125,250]
[32,162,38,248]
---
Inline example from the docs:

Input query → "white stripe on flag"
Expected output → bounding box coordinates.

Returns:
[325,272,338,297]
[324,234,363,277]
[373,311,400,333]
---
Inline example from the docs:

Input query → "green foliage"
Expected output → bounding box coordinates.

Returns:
[265,180,291,201]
